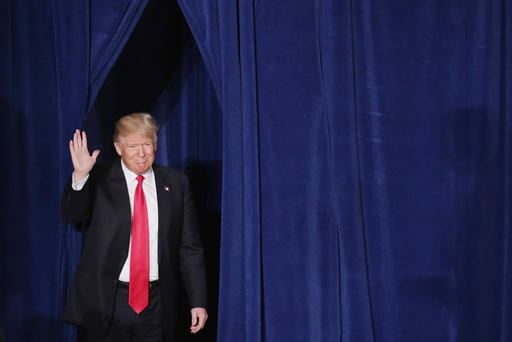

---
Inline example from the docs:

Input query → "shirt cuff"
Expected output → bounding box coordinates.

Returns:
[72,172,89,191]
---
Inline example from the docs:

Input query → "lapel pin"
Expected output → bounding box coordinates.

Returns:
[164,186,170,192]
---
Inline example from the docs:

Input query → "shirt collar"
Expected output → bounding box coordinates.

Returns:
[120,159,154,184]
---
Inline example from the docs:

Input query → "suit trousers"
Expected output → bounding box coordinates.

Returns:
[81,282,163,342]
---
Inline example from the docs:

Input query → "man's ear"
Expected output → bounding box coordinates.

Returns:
[114,142,122,156]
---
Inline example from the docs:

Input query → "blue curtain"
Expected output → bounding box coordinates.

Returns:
[2,0,512,341]
[178,1,512,341]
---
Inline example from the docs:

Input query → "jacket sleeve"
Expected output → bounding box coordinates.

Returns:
[179,176,208,309]
[60,171,95,225]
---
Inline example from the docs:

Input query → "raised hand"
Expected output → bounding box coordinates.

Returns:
[69,129,100,181]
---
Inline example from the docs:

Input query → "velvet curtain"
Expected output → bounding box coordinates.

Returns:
[178,0,512,341]
[1,0,511,342]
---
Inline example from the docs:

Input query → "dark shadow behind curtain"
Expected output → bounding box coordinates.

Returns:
[178,1,512,342]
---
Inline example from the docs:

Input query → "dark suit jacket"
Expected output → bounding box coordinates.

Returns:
[61,159,207,340]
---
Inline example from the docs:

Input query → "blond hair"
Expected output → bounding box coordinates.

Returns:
[114,113,158,144]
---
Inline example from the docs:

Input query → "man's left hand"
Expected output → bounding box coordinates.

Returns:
[190,307,208,334]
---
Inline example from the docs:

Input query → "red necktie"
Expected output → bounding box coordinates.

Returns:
[129,175,149,314]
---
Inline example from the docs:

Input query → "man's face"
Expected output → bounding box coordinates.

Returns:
[114,133,156,175]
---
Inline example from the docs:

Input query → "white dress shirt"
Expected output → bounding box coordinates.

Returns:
[72,161,159,281]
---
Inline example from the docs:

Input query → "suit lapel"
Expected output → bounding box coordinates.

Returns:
[154,165,172,264]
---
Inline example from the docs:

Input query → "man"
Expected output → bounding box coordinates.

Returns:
[61,113,207,341]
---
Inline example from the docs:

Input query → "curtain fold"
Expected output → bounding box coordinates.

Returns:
[178,1,265,340]
[50,4,90,340]
[176,1,223,104]
[348,1,511,340]
[319,0,376,340]
[86,0,149,112]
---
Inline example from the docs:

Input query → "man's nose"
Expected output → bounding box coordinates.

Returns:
[137,145,145,156]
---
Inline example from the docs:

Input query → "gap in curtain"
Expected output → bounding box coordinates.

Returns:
[81,0,222,341]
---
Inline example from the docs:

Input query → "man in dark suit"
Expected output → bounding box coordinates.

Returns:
[61,113,207,341]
